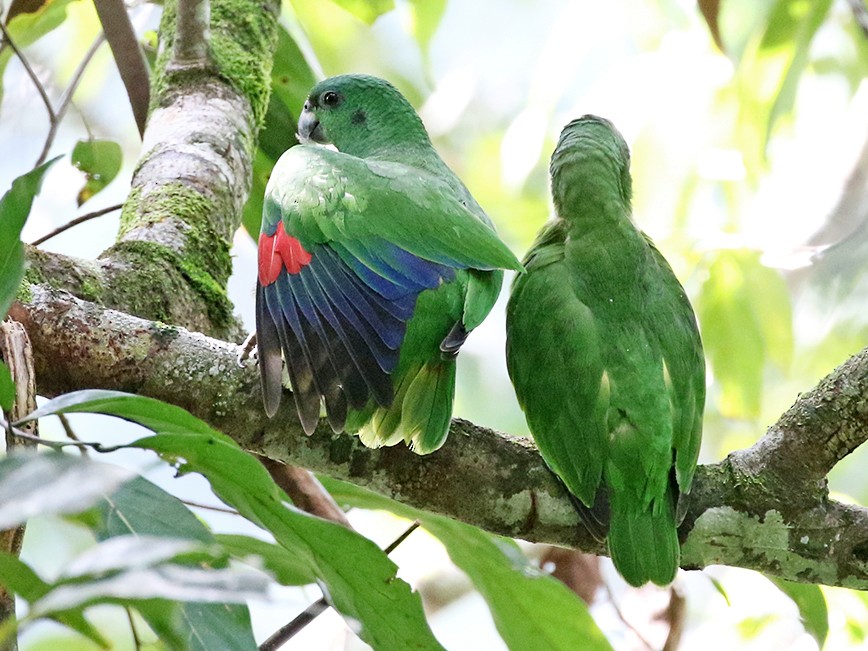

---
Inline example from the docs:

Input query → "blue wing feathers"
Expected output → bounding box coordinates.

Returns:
[315,259,406,349]
[260,236,455,433]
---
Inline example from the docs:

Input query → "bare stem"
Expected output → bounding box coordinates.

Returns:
[30,204,123,247]
[36,33,107,167]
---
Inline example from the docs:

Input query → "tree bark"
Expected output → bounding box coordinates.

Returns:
[9,289,868,588]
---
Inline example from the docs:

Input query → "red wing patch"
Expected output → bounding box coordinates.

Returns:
[258,221,313,285]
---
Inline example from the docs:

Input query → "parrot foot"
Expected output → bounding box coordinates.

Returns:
[237,331,258,367]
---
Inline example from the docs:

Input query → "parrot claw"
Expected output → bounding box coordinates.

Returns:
[237,331,258,367]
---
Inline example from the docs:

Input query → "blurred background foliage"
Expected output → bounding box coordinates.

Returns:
[2,0,868,648]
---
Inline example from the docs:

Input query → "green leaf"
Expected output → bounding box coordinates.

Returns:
[32,560,271,618]
[708,575,731,607]
[24,390,445,651]
[0,0,76,105]
[321,477,614,651]
[729,0,834,168]
[0,551,51,602]
[759,0,833,145]
[769,577,828,648]
[407,0,446,51]
[217,534,316,587]
[0,158,59,319]
[0,360,14,412]
[71,139,123,206]
[326,0,394,24]
[696,249,793,418]
[58,535,203,578]
[0,453,134,531]
[93,476,257,651]
[0,552,109,648]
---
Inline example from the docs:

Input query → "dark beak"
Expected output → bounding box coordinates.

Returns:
[298,106,328,144]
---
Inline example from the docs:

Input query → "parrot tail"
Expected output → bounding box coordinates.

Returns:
[356,360,455,455]
[402,360,455,454]
[607,492,680,587]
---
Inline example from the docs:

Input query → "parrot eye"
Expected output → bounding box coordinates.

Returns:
[321,91,341,107]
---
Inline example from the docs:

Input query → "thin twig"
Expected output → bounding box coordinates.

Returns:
[0,21,56,123]
[57,413,89,458]
[601,579,656,651]
[1,421,127,454]
[126,607,143,651]
[36,33,106,167]
[661,586,687,651]
[182,499,239,515]
[30,203,123,246]
[258,521,422,651]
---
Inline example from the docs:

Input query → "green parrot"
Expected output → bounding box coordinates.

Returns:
[505,116,705,586]
[256,74,522,454]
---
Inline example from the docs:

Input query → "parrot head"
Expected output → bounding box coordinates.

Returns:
[298,74,430,157]
[549,114,633,211]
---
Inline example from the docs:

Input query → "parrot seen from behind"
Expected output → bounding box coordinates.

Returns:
[505,115,705,586]
[256,74,523,454]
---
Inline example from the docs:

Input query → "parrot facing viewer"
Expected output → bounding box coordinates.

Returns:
[256,74,522,454]
[506,116,705,586]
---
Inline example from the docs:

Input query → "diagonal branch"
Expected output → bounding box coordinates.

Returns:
[93,0,151,136]
[10,287,868,588]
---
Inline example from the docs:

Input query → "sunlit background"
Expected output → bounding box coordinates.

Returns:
[2,0,868,648]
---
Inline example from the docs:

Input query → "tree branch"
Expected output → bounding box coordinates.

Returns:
[93,0,150,136]
[10,288,868,588]
[171,0,211,69]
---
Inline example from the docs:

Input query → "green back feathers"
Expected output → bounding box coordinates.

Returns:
[507,115,705,586]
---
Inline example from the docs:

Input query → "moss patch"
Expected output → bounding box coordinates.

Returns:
[107,240,234,333]
[120,182,232,286]
[152,0,279,127]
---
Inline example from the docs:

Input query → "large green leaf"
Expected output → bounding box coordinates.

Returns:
[217,534,316,587]
[0,552,110,648]
[0,158,59,318]
[728,0,834,169]
[696,249,793,418]
[71,139,123,206]
[321,477,614,651]
[769,577,828,648]
[94,476,261,650]
[22,390,445,651]
[0,453,134,531]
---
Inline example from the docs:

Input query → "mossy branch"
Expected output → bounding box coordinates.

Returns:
[10,287,868,588]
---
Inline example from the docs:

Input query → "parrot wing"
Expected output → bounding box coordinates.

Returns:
[257,146,521,432]
[644,237,705,494]
[506,224,607,507]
